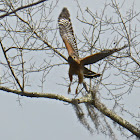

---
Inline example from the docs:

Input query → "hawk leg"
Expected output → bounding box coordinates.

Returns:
[75,83,79,94]
[68,82,71,94]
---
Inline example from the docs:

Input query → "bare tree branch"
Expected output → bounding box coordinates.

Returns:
[0,86,139,138]
[0,0,48,19]
[0,41,23,91]
[92,98,140,138]
[0,0,140,138]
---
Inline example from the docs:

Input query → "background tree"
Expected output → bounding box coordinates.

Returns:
[0,0,140,139]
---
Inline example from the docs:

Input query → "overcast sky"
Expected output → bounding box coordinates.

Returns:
[0,0,140,140]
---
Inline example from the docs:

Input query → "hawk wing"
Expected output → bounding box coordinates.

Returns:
[83,67,101,78]
[58,7,79,57]
[81,45,127,65]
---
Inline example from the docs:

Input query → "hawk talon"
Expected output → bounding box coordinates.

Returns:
[68,84,71,94]
[75,87,78,94]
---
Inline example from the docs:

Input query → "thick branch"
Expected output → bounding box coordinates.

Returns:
[92,99,140,138]
[0,86,93,104]
[0,0,48,19]
[0,86,72,103]
[0,86,139,138]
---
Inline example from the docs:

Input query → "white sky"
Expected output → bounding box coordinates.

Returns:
[0,0,140,140]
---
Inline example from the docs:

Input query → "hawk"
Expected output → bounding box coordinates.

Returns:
[58,7,127,94]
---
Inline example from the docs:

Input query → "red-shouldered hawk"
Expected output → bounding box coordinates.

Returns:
[58,7,127,94]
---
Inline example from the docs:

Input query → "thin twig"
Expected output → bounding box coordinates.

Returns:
[0,0,48,19]
[0,41,23,91]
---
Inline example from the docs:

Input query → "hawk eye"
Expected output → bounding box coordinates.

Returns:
[73,56,76,59]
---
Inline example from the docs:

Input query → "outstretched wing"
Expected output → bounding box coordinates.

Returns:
[58,7,79,57]
[81,45,127,65]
